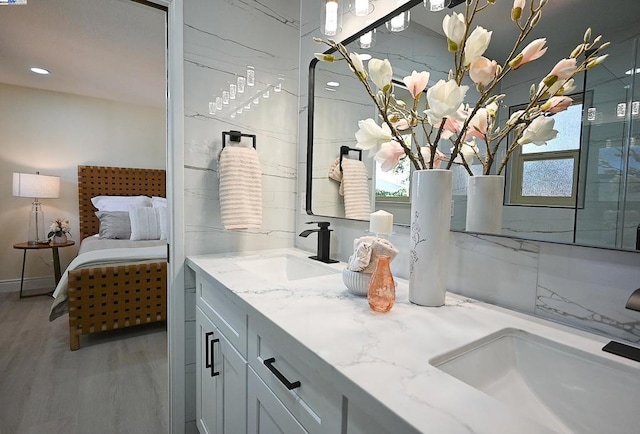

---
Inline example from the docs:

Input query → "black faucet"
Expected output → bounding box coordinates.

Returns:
[299,221,338,264]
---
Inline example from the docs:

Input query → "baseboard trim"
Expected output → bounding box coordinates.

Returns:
[0,277,55,294]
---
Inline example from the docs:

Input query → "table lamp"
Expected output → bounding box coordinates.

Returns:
[12,172,60,244]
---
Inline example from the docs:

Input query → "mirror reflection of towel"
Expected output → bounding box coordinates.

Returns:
[218,146,262,230]
[328,157,371,220]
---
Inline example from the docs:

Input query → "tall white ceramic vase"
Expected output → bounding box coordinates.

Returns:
[409,169,452,307]
[465,175,504,234]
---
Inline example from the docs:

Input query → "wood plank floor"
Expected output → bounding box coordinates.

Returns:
[0,292,168,434]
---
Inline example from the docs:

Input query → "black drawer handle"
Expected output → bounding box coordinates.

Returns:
[263,357,301,390]
[205,331,214,369]
[210,337,220,377]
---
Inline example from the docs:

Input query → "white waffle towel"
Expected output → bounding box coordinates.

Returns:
[218,145,262,230]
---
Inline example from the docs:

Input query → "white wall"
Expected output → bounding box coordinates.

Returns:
[0,83,165,291]
[182,0,301,430]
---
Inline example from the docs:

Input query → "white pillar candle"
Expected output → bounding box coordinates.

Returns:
[369,210,394,235]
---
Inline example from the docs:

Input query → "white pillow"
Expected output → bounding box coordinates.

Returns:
[91,195,152,212]
[128,205,162,241]
[152,196,167,208]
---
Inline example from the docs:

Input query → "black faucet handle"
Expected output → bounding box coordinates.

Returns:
[306,221,331,230]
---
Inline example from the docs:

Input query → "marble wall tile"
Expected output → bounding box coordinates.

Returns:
[448,232,540,314]
[536,243,640,343]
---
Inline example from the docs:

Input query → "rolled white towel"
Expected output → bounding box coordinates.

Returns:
[347,236,398,273]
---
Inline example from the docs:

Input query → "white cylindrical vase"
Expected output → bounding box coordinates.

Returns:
[409,169,452,307]
[466,175,504,235]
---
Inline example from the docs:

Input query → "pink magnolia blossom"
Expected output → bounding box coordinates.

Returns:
[469,56,498,86]
[541,96,573,114]
[510,38,547,70]
[375,141,406,172]
[403,70,430,99]
[549,58,577,81]
[465,107,490,140]
[420,147,447,169]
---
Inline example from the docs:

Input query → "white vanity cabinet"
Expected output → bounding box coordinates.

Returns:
[195,275,248,434]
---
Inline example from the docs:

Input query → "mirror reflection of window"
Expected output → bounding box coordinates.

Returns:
[508,95,584,207]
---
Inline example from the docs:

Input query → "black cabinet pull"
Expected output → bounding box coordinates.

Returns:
[205,331,213,369]
[210,338,220,377]
[263,357,301,390]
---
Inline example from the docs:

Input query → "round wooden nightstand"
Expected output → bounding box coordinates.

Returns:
[13,240,76,298]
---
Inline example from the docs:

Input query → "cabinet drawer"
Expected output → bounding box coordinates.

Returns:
[197,273,247,358]
[248,317,342,434]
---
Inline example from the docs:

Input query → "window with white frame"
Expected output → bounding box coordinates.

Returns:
[507,94,584,207]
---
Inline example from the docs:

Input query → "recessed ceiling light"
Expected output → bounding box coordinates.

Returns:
[358,54,372,61]
[625,68,640,75]
[326,81,340,87]
[30,67,50,75]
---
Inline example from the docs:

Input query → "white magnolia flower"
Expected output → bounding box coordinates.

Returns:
[442,13,466,52]
[349,52,367,79]
[355,118,393,151]
[451,139,480,164]
[425,79,469,123]
[464,26,492,65]
[517,116,558,146]
[368,58,393,90]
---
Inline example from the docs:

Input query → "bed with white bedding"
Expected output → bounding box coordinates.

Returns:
[52,165,168,351]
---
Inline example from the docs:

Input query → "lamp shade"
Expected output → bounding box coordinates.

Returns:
[12,172,60,199]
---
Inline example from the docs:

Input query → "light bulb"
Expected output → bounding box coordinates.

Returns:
[247,66,255,86]
[354,0,369,16]
[263,90,270,99]
[324,0,339,36]
[358,27,375,49]
[427,0,445,11]
[208,102,216,115]
[387,1,410,32]
[274,75,284,92]
[237,76,246,93]
[230,83,237,100]
[215,97,222,111]
[253,98,260,105]
[245,104,251,111]
[617,102,626,118]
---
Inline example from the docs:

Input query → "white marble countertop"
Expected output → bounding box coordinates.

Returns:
[186,248,636,434]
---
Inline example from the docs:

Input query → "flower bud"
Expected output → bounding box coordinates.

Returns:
[511,0,525,21]
[587,54,609,69]
[570,44,585,59]
[583,28,592,43]
[313,37,323,43]
[531,10,541,26]
[314,53,335,62]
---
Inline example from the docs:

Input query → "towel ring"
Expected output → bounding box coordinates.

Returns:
[339,146,362,171]
[222,130,257,149]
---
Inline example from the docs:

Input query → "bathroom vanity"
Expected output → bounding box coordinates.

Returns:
[187,249,640,434]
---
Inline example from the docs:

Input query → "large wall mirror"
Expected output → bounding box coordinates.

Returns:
[306,0,640,251]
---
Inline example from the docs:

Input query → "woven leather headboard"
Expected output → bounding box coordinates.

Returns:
[78,165,166,240]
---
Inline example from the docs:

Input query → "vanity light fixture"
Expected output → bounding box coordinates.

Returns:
[215,96,222,111]
[230,83,237,100]
[274,75,284,92]
[30,67,49,75]
[426,0,445,11]
[358,24,376,49]
[587,107,597,122]
[230,112,236,118]
[633,101,640,116]
[352,0,372,16]
[617,102,626,118]
[263,90,270,99]
[222,90,230,105]
[321,0,343,36]
[245,103,251,111]
[253,97,260,105]
[237,107,243,114]
[386,1,410,32]
[208,102,216,115]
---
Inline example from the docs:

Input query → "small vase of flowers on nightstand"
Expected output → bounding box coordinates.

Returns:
[48,218,71,244]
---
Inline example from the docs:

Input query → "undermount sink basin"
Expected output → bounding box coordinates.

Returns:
[235,254,339,283]
[430,328,640,434]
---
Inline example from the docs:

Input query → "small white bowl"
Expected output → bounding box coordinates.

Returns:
[342,269,371,297]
